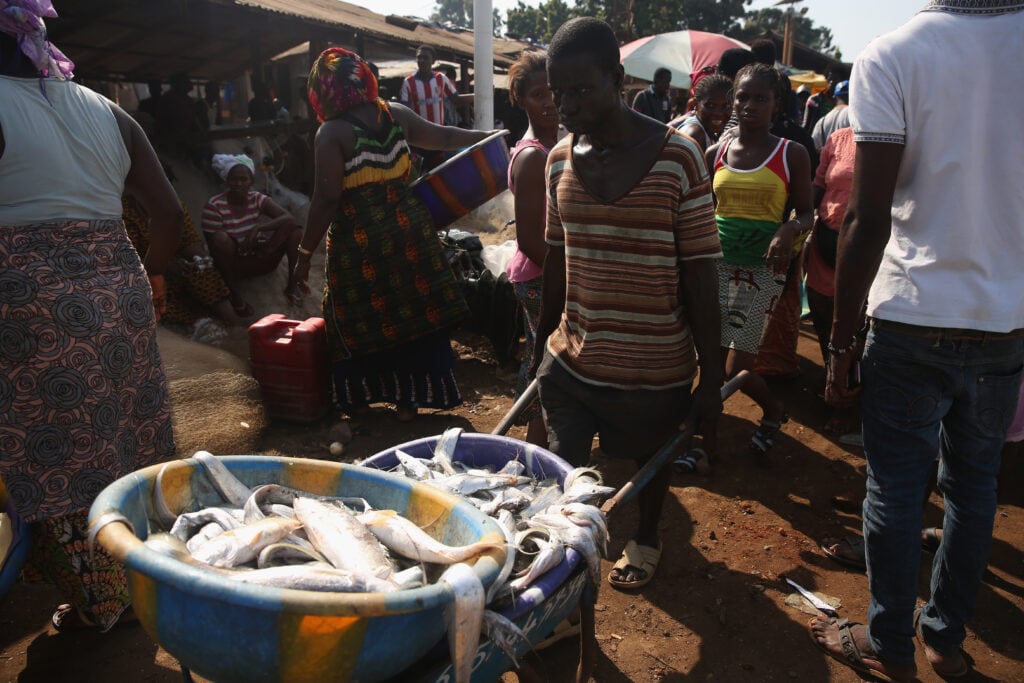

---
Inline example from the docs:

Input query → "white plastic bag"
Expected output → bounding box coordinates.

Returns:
[481,240,517,279]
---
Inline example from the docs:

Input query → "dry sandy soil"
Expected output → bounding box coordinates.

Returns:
[1,322,1022,683]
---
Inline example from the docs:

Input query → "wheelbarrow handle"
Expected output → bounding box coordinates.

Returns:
[491,377,540,436]
[600,370,750,516]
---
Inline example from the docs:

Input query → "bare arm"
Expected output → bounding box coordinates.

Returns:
[680,257,723,431]
[825,141,904,407]
[529,244,566,376]
[292,120,346,296]
[510,147,548,267]
[680,123,708,152]
[764,141,814,273]
[110,104,182,277]
[389,102,492,151]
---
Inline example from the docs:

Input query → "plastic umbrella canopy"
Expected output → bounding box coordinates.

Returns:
[620,30,750,90]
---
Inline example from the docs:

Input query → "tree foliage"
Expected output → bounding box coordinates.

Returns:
[737,8,838,57]
[505,0,574,43]
[430,0,504,36]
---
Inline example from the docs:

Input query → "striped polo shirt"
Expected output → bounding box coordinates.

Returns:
[400,71,457,125]
[545,129,722,389]
[201,190,270,239]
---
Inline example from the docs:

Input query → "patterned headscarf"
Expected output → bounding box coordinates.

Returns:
[0,0,74,79]
[307,47,381,123]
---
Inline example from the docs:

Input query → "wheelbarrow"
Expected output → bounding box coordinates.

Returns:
[492,371,752,683]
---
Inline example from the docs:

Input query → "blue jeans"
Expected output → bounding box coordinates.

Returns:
[861,320,1024,666]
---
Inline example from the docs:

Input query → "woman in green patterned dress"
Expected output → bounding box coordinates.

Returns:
[293,48,494,422]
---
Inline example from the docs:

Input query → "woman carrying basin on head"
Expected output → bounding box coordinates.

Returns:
[291,47,495,422]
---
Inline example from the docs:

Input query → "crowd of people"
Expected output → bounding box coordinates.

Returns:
[2,3,1022,682]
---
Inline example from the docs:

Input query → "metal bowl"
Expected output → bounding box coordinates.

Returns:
[89,455,507,683]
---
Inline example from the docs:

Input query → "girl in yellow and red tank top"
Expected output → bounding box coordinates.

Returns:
[676,63,813,473]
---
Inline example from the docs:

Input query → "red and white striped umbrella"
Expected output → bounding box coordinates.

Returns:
[620,30,750,89]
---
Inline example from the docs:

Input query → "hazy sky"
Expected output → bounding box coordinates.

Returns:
[352,0,926,62]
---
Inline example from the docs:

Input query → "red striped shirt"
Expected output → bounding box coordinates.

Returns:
[201,190,269,239]
[400,71,456,125]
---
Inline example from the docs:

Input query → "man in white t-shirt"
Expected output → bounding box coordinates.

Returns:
[813,3,1024,681]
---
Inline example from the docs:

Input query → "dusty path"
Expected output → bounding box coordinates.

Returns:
[1,325,1021,683]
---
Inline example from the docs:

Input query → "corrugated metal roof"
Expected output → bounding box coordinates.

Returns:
[46,0,528,82]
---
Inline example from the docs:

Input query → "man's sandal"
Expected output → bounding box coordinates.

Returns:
[750,415,788,454]
[608,539,662,589]
[808,616,916,683]
[915,607,969,677]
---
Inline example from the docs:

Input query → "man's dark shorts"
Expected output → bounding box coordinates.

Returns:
[537,351,693,467]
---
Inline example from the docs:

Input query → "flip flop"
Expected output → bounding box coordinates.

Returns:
[608,539,662,589]
[673,447,710,475]
[807,616,915,683]
[914,607,969,677]
[820,534,867,570]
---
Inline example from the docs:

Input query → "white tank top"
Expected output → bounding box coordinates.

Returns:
[0,76,130,224]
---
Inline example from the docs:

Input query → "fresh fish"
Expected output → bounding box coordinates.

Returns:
[153,464,177,530]
[509,529,565,590]
[520,483,564,519]
[481,610,530,668]
[479,486,532,516]
[358,509,504,565]
[293,498,395,580]
[169,507,241,541]
[393,449,434,481]
[146,533,395,593]
[186,522,227,554]
[556,481,616,507]
[192,451,251,507]
[562,466,604,490]
[485,508,518,605]
[227,564,397,593]
[244,484,371,523]
[441,562,485,683]
[257,542,327,568]
[432,427,462,476]
[393,566,425,590]
[191,517,302,568]
[430,473,533,497]
[495,459,527,478]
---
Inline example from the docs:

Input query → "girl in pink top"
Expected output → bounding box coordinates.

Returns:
[506,51,559,446]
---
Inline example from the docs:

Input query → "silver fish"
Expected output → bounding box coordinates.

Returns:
[147,533,394,593]
[257,542,327,568]
[441,562,485,683]
[169,507,241,541]
[393,449,434,481]
[185,522,227,554]
[481,610,530,669]
[192,451,251,507]
[432,427,462,476]
[153,464,177,530]
[293,497,394,580]
[358,509,504,565]
[430,473,534,497]
[191,517,302,568]
[508,530,565,591]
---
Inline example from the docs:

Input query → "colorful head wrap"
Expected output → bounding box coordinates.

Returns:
[307,47,380,123]
[211,154,255,181]
[0,0,74,79]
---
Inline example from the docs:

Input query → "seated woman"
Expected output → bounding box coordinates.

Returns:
[123,191,247,328]
[202,154,303,314]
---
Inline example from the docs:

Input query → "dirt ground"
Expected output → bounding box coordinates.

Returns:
[1,322,1022,683]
